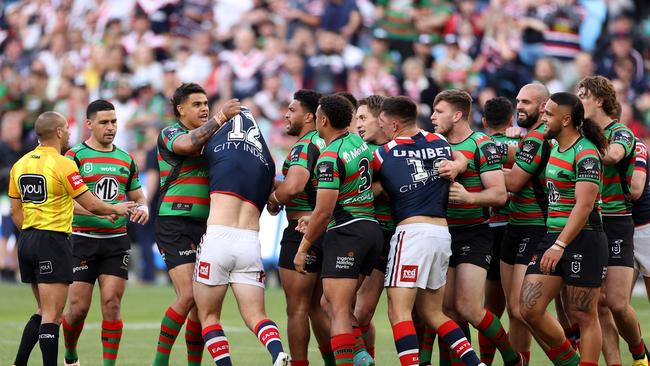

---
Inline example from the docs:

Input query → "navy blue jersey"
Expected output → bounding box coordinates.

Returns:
[203,108,275,212]
[633,140,650,226]
[371,131,452,223]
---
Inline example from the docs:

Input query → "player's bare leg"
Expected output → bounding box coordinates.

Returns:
[604,266,648,363]
[416,286,484,366]
[193,282,231,365]
[501,262,533,360]
[98,275,126,366]
[565,286,602,364]
[454,263,521,365]
[153,263,195,365]
[310,279,334,365]
[231,283,289,365]
[353,268,383,362]
[323,277,361,366]
[520,275,580,364]
[62,281,94,365]
[279,267,318,363]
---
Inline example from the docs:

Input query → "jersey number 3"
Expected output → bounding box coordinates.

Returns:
[227,115,262,150]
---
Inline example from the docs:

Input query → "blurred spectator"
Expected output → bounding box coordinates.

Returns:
[53,80,89,146]
[533,57,565,94]
[254,74,291,121]
[597,31,646,95]
[434,34,474,90]
[131,45,164,92]
[350,55,399,97]
[220,27,265,99]
[543,0,584,86]
[400,57,439,121]
[320,0,361,39]
[306,30,348,94]
[374,0,437,60]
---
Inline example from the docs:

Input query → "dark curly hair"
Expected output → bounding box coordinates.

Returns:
[319,95,353,129]
[483,97,513,127]
[171,83,206,118]
[293,89,322,117]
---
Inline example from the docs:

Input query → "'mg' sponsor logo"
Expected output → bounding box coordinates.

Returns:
[95,176,120,201]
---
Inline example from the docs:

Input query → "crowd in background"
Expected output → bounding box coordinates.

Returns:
[0,0,649,283]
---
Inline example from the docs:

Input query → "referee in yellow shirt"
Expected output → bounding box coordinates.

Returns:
[8,112,136,366]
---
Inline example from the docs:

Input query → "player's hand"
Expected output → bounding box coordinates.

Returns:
[100,214,119,223]
[130,205,150,225]
[506,126,526,139]
[114,201,138,216]
[294,251,308,275]
[219,99,241,121]
[438,160,463,181]
[296,216,311,233]
[448,182,473,204]
[540,245,563,274]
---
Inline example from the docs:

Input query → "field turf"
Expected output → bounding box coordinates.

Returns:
[0,282,648,365]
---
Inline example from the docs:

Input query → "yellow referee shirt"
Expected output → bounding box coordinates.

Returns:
[8,145,89,233]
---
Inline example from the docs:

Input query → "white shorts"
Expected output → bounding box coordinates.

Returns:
[194,225,265,288]
[634,223,650,277]
[384,223,452,290]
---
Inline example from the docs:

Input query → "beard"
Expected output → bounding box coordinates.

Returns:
[287,121,303,137]
[518,110,539,128]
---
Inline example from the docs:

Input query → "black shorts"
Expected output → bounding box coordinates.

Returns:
[501,225,546,266]
[71,235,131,283]
[526,230,608,288]
[487,225,505,281]
[278,220,323,273]
[155,216,206,270]
[603,216,635,267]
[449,224,493,270]
[374,230,394,273]
[18,229,73,284]
[321,220,383,279]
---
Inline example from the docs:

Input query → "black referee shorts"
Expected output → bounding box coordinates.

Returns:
[18,229,73,284]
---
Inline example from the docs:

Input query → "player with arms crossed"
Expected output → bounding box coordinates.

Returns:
[267,89,332,366]
[9,112,134,366]
[294,95,383,366]
[194,107,290,366]
[152,83,240,366]
[520,92,608,366]
[577,76,649,365]
[431,90,522,366]
[61,100,149,366]
[372,96,485,366]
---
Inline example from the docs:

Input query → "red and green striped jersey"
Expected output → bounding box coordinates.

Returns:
[545,137,602,233]
[368,143,395,233]
[448,132,502,227]
[65,143,141,236]
[157,122,210,220]
[509,124,552,226]
[489,133,520,225]
[602,122,635,216]
[315,132,376,229]
[282,130,325,212]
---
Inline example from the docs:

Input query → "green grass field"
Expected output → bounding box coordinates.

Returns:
[1,282,648,365]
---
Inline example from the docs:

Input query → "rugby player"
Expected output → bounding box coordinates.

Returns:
[61,100,148,366]
[632,134,650,302]
[9,112,134,366]
[152,83,240,366]
[267,89,333,366]
[480,96,519,365]
[373,96,484,366]
[501,83,551,362]
[431,89,522,366]
[578,76,648,365]
[521,92,608,366]
[194,107,290,366]
[294,94,383,366]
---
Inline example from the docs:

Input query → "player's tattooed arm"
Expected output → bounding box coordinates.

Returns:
[520,280,543,311]
[173,99,241,155]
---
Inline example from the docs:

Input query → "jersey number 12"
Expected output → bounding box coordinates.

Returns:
[227,114,262,150]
